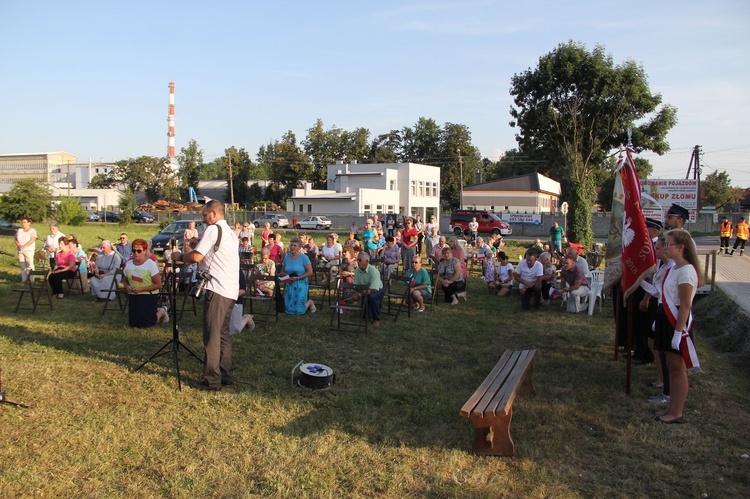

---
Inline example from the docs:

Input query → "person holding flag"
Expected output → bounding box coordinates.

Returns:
[653,229,703,424]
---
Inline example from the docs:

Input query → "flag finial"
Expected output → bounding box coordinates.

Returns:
[627,127,633,147]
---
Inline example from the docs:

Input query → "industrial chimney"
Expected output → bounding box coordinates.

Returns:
[167,82,176,168]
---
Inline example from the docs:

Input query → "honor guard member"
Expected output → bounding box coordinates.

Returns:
[174,200,240,391]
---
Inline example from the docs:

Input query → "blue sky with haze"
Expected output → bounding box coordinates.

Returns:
[1,1,748,186]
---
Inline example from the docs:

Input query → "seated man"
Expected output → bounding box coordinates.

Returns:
[566,246,591,280]
[513,249,543,311]
[560,255,591,313]
[431,236,448,266]
[353,252,385,327]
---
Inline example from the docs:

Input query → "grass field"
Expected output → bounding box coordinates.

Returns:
[0,223,748,497]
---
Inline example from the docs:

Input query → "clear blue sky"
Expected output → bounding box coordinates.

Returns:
[1,0,748,187]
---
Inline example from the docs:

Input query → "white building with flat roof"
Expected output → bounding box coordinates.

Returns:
[287,161,441,218]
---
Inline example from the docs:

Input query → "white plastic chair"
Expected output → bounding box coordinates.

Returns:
[587,270,605,315]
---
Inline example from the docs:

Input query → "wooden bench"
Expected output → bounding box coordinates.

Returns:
[459,349,537,456]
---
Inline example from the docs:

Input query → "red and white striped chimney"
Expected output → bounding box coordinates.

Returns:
[167,82,175,166]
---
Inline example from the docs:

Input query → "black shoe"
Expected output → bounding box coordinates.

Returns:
[191,380,220,391]
[221,377,234,387]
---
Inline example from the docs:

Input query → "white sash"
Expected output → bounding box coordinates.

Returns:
[661,267,701,373]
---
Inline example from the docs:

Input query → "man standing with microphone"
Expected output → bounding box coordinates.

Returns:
[173,200,239,391]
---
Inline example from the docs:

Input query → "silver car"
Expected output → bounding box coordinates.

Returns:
[252,214,289,228]
[295,216,332,230]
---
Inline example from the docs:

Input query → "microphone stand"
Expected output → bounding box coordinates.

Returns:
[135,259,204,390]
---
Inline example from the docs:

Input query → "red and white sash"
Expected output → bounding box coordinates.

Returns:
[661,267,701,372]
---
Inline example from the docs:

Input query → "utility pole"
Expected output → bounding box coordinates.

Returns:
[686,145,702,210]
[227,154,235,224]
[67,160,71,196]
[457,149,463,210]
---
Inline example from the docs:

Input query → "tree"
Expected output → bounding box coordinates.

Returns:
[223,147,255,208]
[402,117,441,163]
[119,189,137,222]
[0,178,52,222]
[701,170,743,209]
[368,130,403,163]
[438,123,482,210]
[263,131,312,200]
[177,139,204,192]
[198,157,226,180]
[55,197,87,226]
[596,156,653,211]
[510,40,677,246]
[485,149,547,182]
[303,120,372,188]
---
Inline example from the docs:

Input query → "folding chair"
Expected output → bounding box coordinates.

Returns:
[247,273,279,328]
[34,251,48,270]
[329,282,369,334]
[382,274,412,321]
[429,268,444,309]
[309,259,335,308]
[66,268,87,295]
[102,268,128,314]
[14,269,54,313]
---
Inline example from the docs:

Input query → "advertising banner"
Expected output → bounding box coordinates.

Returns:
[500,213,543,225]
[640,179,698,223]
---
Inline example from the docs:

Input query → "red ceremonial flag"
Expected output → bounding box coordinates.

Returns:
[620,146,656,300]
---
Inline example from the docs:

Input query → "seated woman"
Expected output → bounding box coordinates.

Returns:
[238,236,254,263]
[123,238,168,328]
[381,236,400,279]
[254,247,276,296]
[344,231,358,249]
[302,235,319,261]
[280,237,315,315]
[437,246,466,305]
[229,269,254,336]
[320,234,342,282]
[183,221,199,241]
[67,233,90,293]
[268,234,285,273]
[447,237,468,279]
[538,251,557,304]
[407,256,431,312]
[48,237,78,299]
[89,240,123,301]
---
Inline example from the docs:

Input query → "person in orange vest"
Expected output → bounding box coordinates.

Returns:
[730,216,748,256]
[719,216,733,254]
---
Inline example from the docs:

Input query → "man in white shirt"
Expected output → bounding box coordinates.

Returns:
[513,250,544,311]
[174,200,239,391]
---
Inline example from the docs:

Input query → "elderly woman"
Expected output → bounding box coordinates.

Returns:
[380,236,400,279]
[437,246,466,305]
[538,251,557,304]
[407,256,431,312]
[280,237,315,314]
[90,240,123,301]
[362,219,378,257]
[48,237,77,299]
[123,238,168,328]
[255,247,277,296]
[447,236,468,279]
[184,221,199,241]
[233,222,242,238]
[44,221,65,268]
[15,217,37,282]
[320,234,342,282]
[261,222,272,247]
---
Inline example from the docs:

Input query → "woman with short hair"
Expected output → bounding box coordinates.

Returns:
[437,246,466,305]
[123,238,168,328]
[44,221,65,268]
[280,237,315,315]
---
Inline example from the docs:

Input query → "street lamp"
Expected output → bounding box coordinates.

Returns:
[457,149,463,210]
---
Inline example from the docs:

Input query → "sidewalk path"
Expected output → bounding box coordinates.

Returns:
[695,236,750,315]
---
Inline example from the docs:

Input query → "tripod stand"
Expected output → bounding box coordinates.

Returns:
[135,260,203,390]
[1,356,30,408]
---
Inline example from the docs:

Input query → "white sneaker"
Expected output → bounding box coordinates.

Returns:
[648,393,670,405]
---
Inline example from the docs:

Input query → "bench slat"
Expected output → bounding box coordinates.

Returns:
[459,350,517,418]
[486,350,537,416]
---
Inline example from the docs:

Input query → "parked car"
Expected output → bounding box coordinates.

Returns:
[0,218,19,236]
[450,210,512,236]
[132,210,155,223]
[151,220,204,254]
[99,211,121,223]
[295,216,332,230]
[252,213,289,229]
[87,212,100,222]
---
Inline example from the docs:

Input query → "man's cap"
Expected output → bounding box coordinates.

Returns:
[645,218,663,230]
[666,204,689,220]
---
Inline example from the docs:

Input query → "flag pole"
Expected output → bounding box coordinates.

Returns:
[626,294,633,394]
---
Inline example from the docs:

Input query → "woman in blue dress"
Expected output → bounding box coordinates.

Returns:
[280,237,315,315]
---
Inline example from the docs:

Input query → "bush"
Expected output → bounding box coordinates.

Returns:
[0,178,52,222]
[118,189,137,226]
[56,197,88,226]
[159,217,175,230]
